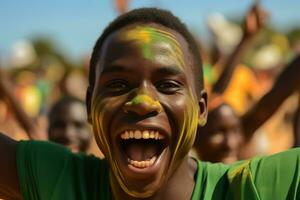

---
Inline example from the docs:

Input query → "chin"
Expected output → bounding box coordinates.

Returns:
[110,129,172,198]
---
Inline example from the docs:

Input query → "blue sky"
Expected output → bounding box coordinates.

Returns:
[1,0,299,62]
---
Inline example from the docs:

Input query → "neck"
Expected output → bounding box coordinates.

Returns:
[112,156,198,200]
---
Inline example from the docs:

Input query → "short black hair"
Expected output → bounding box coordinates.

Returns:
[48,96,84,122]
[89,7,203,95]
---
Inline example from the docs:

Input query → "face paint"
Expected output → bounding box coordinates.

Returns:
[125,94,162,113]
[121,26,186,68]
[170,87,199,169]
[90,24,204,198]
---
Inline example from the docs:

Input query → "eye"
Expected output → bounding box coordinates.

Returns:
[209,132,224,145]
[156,80,181,94]
[105,79,129,93]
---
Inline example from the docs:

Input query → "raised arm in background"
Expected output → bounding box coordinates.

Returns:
[212,2,267,94]
[0,133,21,199]
[242,55,300,140]
[0,69,41,140]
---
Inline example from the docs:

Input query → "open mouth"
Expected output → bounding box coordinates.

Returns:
[119,130,168,169]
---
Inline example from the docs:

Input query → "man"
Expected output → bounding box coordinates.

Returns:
[0,8,300,200]
[48,96,92,153]
[193,54,300,164]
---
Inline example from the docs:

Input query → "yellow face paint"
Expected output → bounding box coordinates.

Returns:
[169,87,199,167]
[121,26,186,68]
[125,94,162,113]
[90,25,202,198]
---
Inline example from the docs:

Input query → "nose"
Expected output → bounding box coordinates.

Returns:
[123,94,162,116]
[224,133,240,150]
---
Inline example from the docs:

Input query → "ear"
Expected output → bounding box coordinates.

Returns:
[86,86,93,124]
[198,90,208,127]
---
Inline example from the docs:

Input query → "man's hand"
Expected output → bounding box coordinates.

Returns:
[244,1,268,37]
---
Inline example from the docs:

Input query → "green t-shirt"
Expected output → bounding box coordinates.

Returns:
[17,141,300,200]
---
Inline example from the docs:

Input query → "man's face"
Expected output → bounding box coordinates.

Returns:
[48,102,91,152]
[197,104,243,164]
[89,24,207,197]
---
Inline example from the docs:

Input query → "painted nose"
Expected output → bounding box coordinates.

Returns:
[123,94,162,116]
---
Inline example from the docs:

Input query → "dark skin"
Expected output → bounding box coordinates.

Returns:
[293,88,300,147]
[0,71,41,199]
[242,55,300,139]
[0,23,207,199]
[86,23,207,199]
[212,2,268,94]
[48,101,91,153]
[193,2,287,163]
[195,103,243,164]
[0,133,21,199]
[0,68,39,200]
[194,55,300,163]
[0,69,42,140]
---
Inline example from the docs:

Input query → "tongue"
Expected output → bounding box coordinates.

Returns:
[125,140,159,161]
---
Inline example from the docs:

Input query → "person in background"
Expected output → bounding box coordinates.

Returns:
[48,96,92,153]
[193,55,300,163]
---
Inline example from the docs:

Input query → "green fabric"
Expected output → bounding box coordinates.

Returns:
[17,141,300,200]
[191,148,300,200]
[16,141,111,200]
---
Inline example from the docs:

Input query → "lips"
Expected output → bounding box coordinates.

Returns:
[118,129,168,169]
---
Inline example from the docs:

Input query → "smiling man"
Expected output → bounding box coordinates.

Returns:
[1,7,300,200]
[86,21,206,199]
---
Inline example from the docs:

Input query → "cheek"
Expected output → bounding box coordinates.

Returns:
[49,129,63,138]
[91,95,126,157]
[160,94,187,128]
[91,94,127,147]
[208,133,225,148]
[162,93,198,137]
[92,96,124,126]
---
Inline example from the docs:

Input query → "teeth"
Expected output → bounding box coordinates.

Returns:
[120,130,165,140]
[129,131,134,138]
[128,156,157,168]
[155,131,159,139]
[150,131,155,139]
[120,131,129,139]
[142,130,150,139]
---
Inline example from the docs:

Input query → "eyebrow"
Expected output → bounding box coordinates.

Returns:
[101,65,129,74]
[101,65,183,76]
[155,66,183,76]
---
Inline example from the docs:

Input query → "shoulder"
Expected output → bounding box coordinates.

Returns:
[227,148,300,199]
[17,140,104,172]
[192,159,230,199]
[194,159,230,186]
[16,140,108,199]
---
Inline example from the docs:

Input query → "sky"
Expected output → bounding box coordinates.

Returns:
[1,0,300,62]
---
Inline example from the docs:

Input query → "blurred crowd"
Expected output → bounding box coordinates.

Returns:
[1,1,300,163]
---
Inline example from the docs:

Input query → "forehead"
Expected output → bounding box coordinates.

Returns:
[112,23,188,47]
[100,23,193,68]
[209,105,240,128]
[51,102,86,122]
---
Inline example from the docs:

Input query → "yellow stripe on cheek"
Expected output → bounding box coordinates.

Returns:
[169,88,199,171]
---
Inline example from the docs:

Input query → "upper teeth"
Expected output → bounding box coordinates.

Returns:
[120,130,164,140]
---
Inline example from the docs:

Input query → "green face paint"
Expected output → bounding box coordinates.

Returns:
[121,26,186,68]
[125,94,162,113]
[90,24,203,199]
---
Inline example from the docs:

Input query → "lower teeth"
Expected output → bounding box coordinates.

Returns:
[128,156,157,168]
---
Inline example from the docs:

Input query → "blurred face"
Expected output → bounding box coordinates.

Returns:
[88,24,207,198]
[196,104,243,164]
[48,102,91,152]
